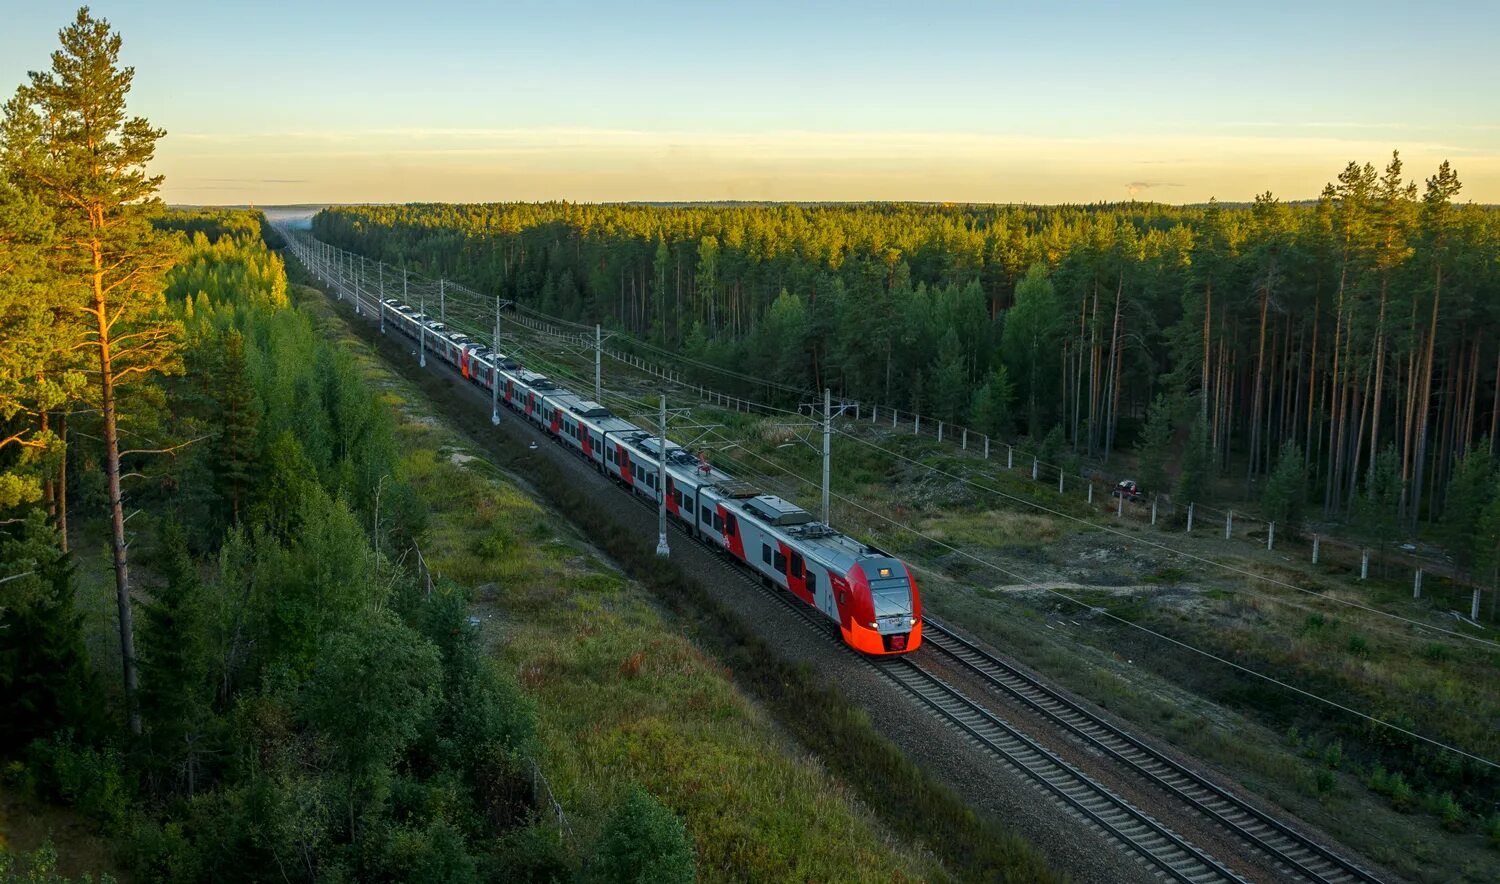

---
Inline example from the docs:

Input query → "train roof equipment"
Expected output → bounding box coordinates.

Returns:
[740,494,815,527]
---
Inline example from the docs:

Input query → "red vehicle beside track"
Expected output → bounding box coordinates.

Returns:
[378,299,923,655]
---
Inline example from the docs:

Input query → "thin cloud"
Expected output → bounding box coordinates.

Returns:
[191,176,307,184]
[1126,180,1184,197]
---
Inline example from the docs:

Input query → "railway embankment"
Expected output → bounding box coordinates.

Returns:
[294,278,1092,882]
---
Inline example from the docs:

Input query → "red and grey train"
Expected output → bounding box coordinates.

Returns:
[380,299,922,654]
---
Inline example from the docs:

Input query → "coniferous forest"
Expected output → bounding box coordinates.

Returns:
[1,10,693,882]
[7,5,1500,884]
[313,184,1500,564]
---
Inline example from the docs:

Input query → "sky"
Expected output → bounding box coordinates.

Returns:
[3,0,1498,205]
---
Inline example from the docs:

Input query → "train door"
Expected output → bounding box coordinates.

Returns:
[808,563,835,619]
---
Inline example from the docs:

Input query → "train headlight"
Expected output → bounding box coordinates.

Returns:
[868,622,878,629]
[910,618,917,626]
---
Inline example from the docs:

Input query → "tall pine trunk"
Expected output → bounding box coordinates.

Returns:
[57,412,68,553]
[1410,265,1442,529]
[94,236,141,735]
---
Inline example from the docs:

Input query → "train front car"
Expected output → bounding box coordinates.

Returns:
[840,554,922,654]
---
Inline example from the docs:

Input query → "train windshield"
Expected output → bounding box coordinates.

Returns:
[868,575,911,618]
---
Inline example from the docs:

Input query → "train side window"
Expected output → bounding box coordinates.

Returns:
[790,552,804,578]
[773,550,786,573]
[725,514,737,535]
[684,497,694,515]
[761,544,771,565]
[700,507,711,524]
[807,572,816,593]
[837,590,846,606]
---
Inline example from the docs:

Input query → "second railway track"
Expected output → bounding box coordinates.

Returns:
[920,618,1383,884]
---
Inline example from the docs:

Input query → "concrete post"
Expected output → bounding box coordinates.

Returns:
[1058,471,1065,494]
[1267,522,1275,551]
[1007,446,1013,469]
[1150,498,1157,526]
[892,409,897,428]
[1225,510,1233,539]
[984,436,990,459]
[1472,588,1481,621]
[1360,550,1369,580]
[1186,502,1195,533]
[1032,457,1039,480]
[1087,483,1093,504]
[1413,569,1423,599]
[937,421,943,443]
[962,428,967,450]
[491,296,502,425]
[1116,488,1123,517]
[821,388,831,525]
[871,404,877,423]
[656,393,670,558]
[1312,534,1320,564]
[914,414,920,435]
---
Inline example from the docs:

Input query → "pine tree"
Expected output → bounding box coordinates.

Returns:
[1474,473,1500,597]
[2,8,183,733]
[138,519,214,794]
[1001,263,1064,436]
[1262,440,1307,534]
[1175,416,1211,507]
[1352,444,1402,553]
[212,329,260,525]
[968,364,1015,439]
[0,510,97,753]
[1136,394,1174,497]
[1443,445,1494,573]
[929,328,968,423]
[0,165,82,509]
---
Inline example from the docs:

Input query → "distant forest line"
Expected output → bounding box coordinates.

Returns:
[311,158,1500,565]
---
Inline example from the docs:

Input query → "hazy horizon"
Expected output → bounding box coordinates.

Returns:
[6,0,1498,205]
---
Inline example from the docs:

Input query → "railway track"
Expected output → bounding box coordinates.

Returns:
[704,560,1245,883]
[296,246,1379,883]
[921,619,1384,884]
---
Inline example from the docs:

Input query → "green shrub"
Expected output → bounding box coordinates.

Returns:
[0,840,114,883]
[1421,642,1451,662]
[123,817,200,882]
[375,819,479,884]
[488,822,572,883]
[26,735,131,831]
[1389,773,1414,811]
[1429,792,1465,831]
[1314,768,1336,795]
[1321,740,1343,770]
[1346,634,1369,656]
[580,787,695,884]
